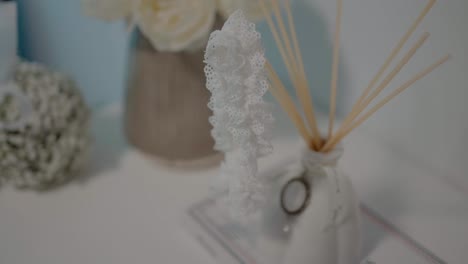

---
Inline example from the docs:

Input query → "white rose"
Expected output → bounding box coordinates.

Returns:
[134,0,216,52]
[81,0,132,21]
[216,0,270,21]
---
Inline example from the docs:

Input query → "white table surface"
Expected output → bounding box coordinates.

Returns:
[1,103,467,264]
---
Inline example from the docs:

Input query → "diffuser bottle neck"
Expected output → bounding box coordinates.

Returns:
[301,143,343,172]
[300,143,349,229]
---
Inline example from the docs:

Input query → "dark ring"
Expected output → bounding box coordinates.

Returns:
[280,176,311,215]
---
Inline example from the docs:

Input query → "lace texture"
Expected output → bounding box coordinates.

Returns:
[205,10,273,218]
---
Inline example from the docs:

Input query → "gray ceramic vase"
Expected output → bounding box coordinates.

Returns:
[125,20,224,166]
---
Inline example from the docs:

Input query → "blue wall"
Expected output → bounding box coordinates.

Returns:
[257,0,346,114]
[17,0,129,108]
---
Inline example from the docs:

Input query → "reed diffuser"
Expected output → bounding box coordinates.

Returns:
[205,0,449,263]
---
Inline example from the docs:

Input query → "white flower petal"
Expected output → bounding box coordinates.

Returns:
[134,0,216,52]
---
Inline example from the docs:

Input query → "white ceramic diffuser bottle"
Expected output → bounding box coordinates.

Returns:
[282,144,361,264]
[205,2,448,262]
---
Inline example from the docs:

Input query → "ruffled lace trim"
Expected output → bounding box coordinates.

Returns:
[205,10,273,218]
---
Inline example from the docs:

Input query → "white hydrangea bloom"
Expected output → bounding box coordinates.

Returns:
[0,82,32,131]
[205,10,274,218]
[81,0,132,21]
[0,61,90,189]
[134,0,216,52]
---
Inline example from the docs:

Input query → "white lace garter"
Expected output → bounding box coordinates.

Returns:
[205,10,274,218]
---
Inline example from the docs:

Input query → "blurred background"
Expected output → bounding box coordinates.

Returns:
[1,0,467,263]
[14,0,467,182]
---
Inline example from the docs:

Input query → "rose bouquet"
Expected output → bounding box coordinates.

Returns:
[82,0,267,52]
[82,0,270,163]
